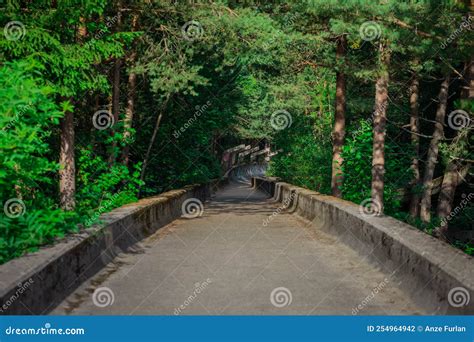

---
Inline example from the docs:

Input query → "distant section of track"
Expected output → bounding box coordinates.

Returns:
[227,163,267,184]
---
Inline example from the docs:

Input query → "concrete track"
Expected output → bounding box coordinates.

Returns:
[52,183,423,315]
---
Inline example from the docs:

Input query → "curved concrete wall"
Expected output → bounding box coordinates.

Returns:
[0,180,226,315]
[227,163,267,184]
[253,177,474,315]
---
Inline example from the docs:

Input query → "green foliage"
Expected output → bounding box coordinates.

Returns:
[0,0,137,263]
[341,119,412,215]
[267,69,335,193]
[1,0,472,263]
[76,146,142,217]
[0,60,75,263]
[268,131,333,193]
[340,120,374,202]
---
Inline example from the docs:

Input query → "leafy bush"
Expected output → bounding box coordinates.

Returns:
[268,122,332,193]
[0,60,76,263]
[341,119,412,215]
[0,62,143,264]
[76,145,143,222]
[266,69,335,194]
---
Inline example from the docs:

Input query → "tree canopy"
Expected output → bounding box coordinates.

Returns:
[0,0,472,263]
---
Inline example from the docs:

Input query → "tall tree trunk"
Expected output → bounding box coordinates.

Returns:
[59,18,88,210]
[436,59,473,235]
[419,74,451,222]
[112,62,121,124]
[370,42,390,215]
[59,100,76,210]
[331,35,346,198]
[139,95,171,185]
[435,163,468,238]
[109,3,122,165]
[211,132,219,156]
[76,16,87,39]
[461,58,473,99]
[90,94,99,150]
[121,13,139,167]
[408,72,421,217]
[436,161,458,223]
[112,4,122,123]
[121,71,136,166]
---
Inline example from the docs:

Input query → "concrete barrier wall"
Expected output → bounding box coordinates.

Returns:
[0,180,226,315]
[253,177,474,314]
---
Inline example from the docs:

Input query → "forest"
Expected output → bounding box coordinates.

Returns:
[0,0,472,264]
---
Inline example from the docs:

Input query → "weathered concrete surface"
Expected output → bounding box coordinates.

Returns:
[253,177,474,315]
[0,180,225,315]
[52,183,423,315]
